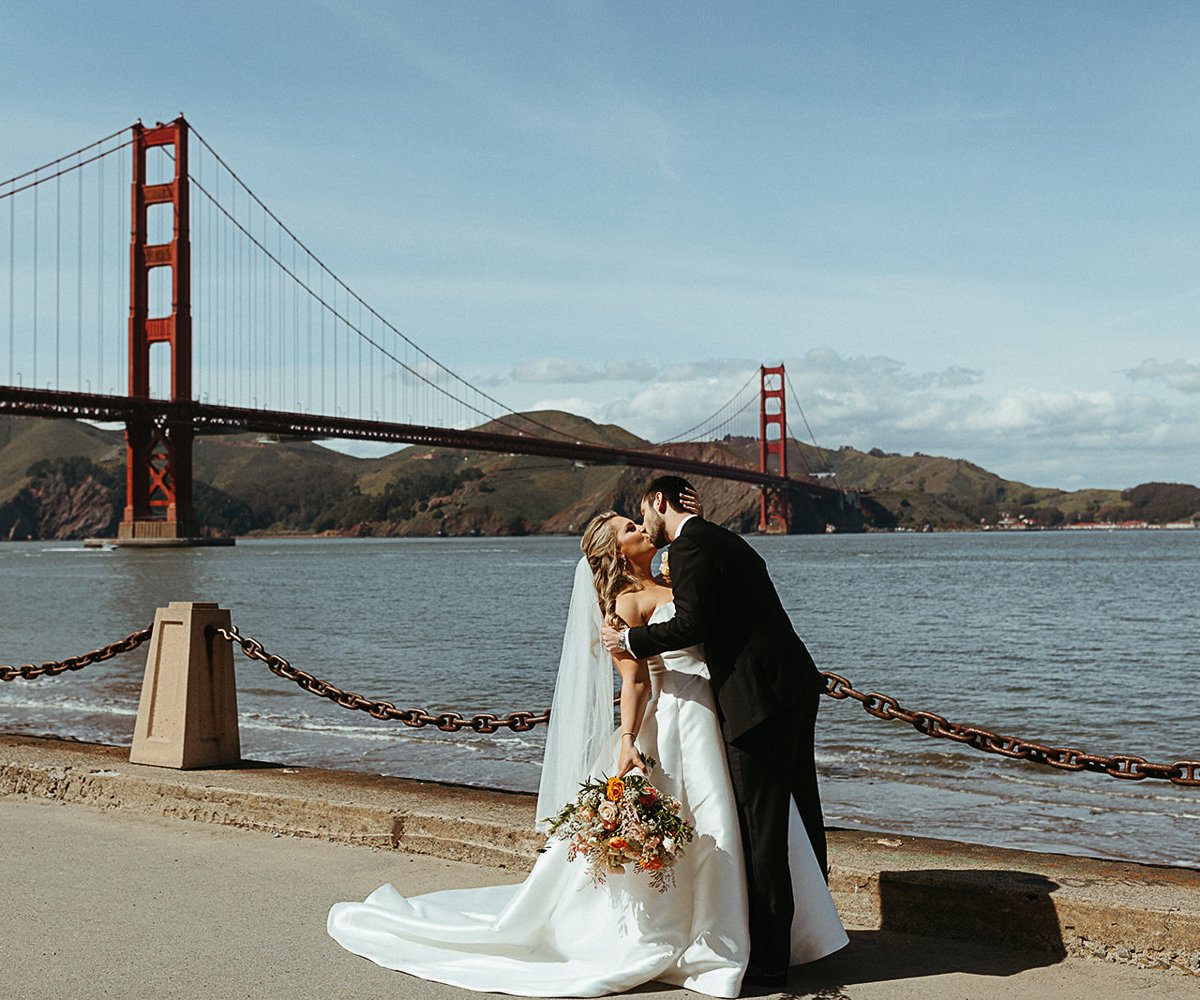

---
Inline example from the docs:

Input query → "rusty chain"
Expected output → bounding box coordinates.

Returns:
[5,621,1196,787]
[213,624,551,734]
[0,626,153,681]
[821,671,1200,787]
[215,624,1200,785]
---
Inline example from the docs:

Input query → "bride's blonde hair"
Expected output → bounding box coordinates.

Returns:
[580,511,641,625]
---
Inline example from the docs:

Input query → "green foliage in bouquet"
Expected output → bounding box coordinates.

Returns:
[543,755,696,892]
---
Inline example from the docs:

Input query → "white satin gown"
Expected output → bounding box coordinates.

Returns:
[327,603,847,997]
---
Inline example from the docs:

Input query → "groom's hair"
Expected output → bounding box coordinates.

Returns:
[642,475,694,512]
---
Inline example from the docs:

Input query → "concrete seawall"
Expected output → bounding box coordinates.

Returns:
[2,732,1197,979]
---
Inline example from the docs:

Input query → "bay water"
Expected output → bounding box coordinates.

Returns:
[1,530,1196,868]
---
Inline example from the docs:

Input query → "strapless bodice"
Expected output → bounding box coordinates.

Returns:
[646,601,708,679]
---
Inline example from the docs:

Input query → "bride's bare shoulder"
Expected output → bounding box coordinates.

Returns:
[615,585,672,627]
[614,589,647,627]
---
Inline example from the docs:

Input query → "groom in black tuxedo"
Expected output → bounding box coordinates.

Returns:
[601,474,827,985]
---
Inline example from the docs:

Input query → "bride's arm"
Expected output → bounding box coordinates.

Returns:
[613,594,651,777]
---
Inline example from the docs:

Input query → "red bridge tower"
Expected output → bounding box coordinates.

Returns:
[758,364,789,533]
[119,117,198,542]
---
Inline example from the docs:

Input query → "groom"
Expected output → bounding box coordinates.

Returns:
[601,474,828,986]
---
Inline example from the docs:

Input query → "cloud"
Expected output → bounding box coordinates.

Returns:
[1124,358,1200,394]
[511,355,758,385]
[786,350,1176,450]
[503,348,1198,487]
[511,358,664,384]
[777,351,1192,485]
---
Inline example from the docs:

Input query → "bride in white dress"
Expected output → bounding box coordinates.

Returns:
[327,512,846,997]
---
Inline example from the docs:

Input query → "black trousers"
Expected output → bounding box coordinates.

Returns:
[724,694,827,972]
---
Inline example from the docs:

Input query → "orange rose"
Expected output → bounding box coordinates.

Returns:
[607,836,629,852]
[606,777,625,801]
[641,857,663,871]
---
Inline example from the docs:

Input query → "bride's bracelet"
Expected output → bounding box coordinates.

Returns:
[621,732,636,741]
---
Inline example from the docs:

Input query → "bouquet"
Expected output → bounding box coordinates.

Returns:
[543,755,695,892]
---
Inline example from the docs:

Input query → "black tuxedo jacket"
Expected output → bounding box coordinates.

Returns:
[626,517,824,742]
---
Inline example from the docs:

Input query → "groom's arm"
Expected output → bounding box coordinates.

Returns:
[625,535,711,659]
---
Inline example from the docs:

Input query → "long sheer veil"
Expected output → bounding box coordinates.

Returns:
[535,556,614,830]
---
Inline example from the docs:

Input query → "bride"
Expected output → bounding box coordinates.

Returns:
[327,511,847,997]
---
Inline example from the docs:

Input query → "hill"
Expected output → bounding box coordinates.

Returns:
[1,413,1195,539]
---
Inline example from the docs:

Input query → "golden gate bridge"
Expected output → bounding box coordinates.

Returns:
[0,116,847,540]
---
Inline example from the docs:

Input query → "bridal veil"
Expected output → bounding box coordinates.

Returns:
[534,556,614,829]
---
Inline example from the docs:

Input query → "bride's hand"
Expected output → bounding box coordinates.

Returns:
[618,740,646,778]
[679,486,703,518]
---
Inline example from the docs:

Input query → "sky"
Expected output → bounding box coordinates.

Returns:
[2,1,1199,490]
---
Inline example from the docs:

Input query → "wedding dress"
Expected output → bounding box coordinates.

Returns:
[327,601,847,997]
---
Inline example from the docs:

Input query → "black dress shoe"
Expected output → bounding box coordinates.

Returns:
[744,967,788,988]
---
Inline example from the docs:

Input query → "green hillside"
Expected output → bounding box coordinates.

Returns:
[0,417,123,504]
[0,413,1193,539]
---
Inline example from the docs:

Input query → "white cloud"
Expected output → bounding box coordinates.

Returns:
[511,358,652,384]
[511,355,756,386]
[498,348,1199,487]
[1124,358,1200,394]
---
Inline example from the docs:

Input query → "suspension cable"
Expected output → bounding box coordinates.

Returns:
[786,377,833,475]
[184,127,598,446]
[186,168,541,432]
[0,126,132,189]
[659,369,759,444]
[0,138,133,202]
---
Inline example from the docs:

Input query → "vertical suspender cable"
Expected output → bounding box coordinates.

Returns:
[7,191,13,382]
[291,237,298,409]
[237,183,244,406]
[32,180,38,387]
[97,155,103,392]
[220,160,225,403]
[278,226,284,410]
[332,276,338,415]
[305,252,312,412]
[77,157,83,391]
[250,194,257,407]
[279,227,285,409]
[320,265,325,414]
[119,145,126,395]
[117,147,124,394]
[262,209,270,409]
[197,146,204,401]
[55,172,61,388]
[219,165,226,404]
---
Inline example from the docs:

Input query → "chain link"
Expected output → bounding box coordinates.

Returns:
[0,626,153,681]
[212,625,1200,785]
[213,625,551,734]
[820,670,1200,787]
[6,621,1194,788]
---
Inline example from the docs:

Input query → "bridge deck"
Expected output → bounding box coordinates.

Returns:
[0,385,843,497]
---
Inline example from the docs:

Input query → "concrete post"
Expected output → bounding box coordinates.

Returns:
[130,602,241,769]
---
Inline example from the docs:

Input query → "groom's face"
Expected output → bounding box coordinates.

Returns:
[640,496,670,548]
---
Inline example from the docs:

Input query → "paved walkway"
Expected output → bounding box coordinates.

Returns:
[3,797,1194,1000]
